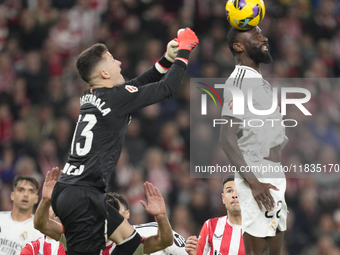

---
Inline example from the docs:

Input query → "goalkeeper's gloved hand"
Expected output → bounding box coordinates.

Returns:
[175,28,199,65]
[155,38,179,73]
[165,39,179,63]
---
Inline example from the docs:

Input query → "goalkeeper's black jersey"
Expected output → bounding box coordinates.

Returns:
[58,60,186,189]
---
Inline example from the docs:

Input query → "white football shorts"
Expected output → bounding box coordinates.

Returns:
[235,158,288,238]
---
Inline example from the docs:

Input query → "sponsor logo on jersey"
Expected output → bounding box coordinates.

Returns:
[213,233,223,239]
[125,85,138,93]
[0,237,24,252]
[63,163,85,176]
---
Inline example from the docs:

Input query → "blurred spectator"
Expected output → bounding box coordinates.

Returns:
[139,104,162,146]
[33,0,59,29]
[46,76,68,118]
[14,156,43,185]
[158,121,184,172]
[314,214,340,247]
[0,144,16,184]
[189,183,213,234]
[36,138,59,176]
[18,10,48,52]
[144,147,171,198]
[9,77,31,120]
[0,8,9,52]
[51,118,72,163]
[11,120,36,159]
[124,119,147,166]
[0,101,13,143]
[21,51,49,104]
[48,10,81,59]
[171,205,196,239]
[25,103,55,147]
[113,147,134,190]
[296,188,321,247]
[0,52,15,93]
[67,0,102,46]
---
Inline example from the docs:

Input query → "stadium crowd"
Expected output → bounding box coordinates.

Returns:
[0,0,340,254]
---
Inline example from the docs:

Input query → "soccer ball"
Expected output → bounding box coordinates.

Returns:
[225,0,266,30]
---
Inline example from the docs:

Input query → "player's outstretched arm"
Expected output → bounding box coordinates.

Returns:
[125,38,178,87]
[116,28,199,116]
[34,167,63,241]
[140,182,173,254]
[219,116,278,212]
[185,236,198,255]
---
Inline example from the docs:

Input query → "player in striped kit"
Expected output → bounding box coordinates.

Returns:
[20,236,65,255]
[185,175,245,255]
[20,207,65,255]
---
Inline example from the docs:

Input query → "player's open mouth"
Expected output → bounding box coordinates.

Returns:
[262,45,268,51]
[22,200,28,204]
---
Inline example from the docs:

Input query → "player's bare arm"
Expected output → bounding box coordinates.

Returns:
[34,167,63,240]
[219,116,277,212]
[140,182,173,254]
[185,236,198,255]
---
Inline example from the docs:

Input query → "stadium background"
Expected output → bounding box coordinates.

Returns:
[0,0,340,254]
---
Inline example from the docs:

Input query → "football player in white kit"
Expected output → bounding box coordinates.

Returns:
[219,27,288,255]
[0,176,43,255]
[107,193,187,255]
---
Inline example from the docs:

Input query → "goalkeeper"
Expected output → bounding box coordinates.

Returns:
[50,28,199,255]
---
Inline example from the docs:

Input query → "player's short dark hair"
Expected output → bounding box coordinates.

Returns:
[12,176,39,191]
[222,174,235,188]
[227,28,247,56]
[105,192,129,211]
[76,43,108,84]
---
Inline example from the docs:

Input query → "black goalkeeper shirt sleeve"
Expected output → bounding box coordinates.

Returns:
[125,56,172,87]
[113,60,187,116]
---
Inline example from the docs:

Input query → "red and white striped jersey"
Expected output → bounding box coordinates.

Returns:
[197,216,244,255]
[20,236,66,255]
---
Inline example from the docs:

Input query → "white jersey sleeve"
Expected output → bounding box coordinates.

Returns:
[133,222,187,255]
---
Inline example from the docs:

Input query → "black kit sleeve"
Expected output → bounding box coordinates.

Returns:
[124,56,172,87]
[113,60,187,116]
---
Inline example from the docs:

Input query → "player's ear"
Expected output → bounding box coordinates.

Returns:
[221,193,225,205]
[35,194,39,204]
[100,69,110,79]
[10,192,14,202]
[233,42,243,53]
[125,210,130,220]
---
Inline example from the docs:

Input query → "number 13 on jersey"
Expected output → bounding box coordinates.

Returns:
[70,114,97,156]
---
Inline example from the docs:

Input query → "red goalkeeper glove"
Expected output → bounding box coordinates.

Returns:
[175,28,199,64]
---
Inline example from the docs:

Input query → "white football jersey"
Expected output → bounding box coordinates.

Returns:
[0,211,44,255]
[222,65,288,164]
[104,222,187,255]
